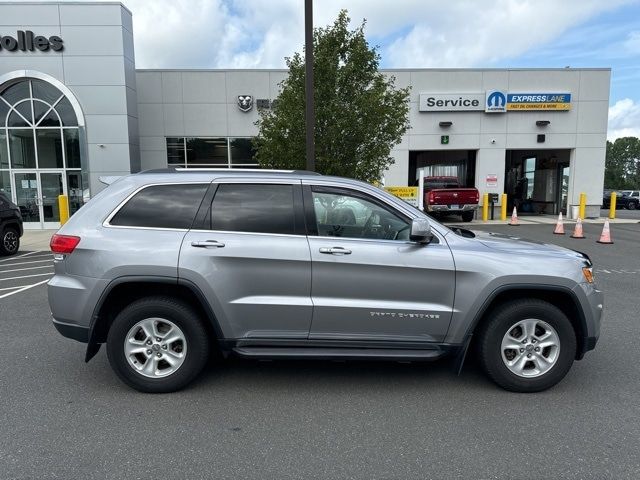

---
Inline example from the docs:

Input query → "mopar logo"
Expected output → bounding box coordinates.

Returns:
[486,90,506,113]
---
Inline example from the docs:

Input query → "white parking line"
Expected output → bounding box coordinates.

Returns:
[0,265,54,274]
[0,272,54,282]
[0,279,50,299]
[0,251,42,262]
[0,285,23,292]
[0,259,53,268]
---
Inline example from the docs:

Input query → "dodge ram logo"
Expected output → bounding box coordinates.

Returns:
[237,95,253,112]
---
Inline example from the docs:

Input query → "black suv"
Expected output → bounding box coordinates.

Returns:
[0,192,23,256]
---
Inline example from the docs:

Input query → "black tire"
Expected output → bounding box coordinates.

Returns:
[627,201,637,210]
[0,227,20,256]
[461,211,474,222]
[106,296,210,393]
[477,299,576,392]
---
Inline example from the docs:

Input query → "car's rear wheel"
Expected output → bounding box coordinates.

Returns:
[461,211,474,222]
[106,296,210,393]
[0,227,20,256]
[477,299,576,392]
[628,201,637,210]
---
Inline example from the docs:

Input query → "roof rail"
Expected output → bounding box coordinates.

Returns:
[138,168,321,175]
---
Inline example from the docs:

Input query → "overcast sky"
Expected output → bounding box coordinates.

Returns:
[118,0,640,139]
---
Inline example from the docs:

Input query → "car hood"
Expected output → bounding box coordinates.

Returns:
[472,230,589,261]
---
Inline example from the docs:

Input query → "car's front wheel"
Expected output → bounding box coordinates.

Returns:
[477,299,576,392]
[627,201,637,210]
[106,296,210,393]
[0,227,20,256]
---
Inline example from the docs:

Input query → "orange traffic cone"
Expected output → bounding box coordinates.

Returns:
[509,207,519,226]
[597,219,614,244]
[553,212,565,235]
[571,217,585,239]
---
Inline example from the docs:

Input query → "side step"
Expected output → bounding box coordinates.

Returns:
[232,347,446,361]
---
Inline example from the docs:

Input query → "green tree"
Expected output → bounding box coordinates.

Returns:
[253,10,410,184]
[605,137,640,189]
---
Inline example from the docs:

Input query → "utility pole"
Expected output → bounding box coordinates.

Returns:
[304,0,315,171]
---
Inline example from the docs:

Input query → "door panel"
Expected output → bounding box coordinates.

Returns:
[306,185,456,342]
[308,237,455,342]
[178,181,312,340]
[180,231,313,340]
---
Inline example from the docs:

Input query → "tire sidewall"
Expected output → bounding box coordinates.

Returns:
[480,301,577,392]
[106,298,209,393]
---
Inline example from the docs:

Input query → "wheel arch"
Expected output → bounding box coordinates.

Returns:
[456,285,588,372]
[85,276,224,362]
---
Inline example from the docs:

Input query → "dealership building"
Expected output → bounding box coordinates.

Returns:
[0,1,611,228]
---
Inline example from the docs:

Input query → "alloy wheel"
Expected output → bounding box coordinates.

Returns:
[500,319,560,378]
[124,317,187,378]
[3,231,18,253]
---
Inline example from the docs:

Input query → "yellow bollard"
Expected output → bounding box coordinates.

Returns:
[58,194,70,225]
[609,192,617,219]
[482,193,489,222]
[579,192,586,220]
[500,193,507,221]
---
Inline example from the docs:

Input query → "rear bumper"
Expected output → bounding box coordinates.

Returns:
[427,204,477,214]
[48,274,109,331]
[52,318,89,343]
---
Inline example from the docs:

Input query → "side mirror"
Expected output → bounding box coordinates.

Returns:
[410,218,433,244]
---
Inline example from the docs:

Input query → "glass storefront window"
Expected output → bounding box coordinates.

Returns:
[186,137,228,166]
[64,129,81,168]
[0,170,11,197]
[9,129,36,168]
[1,78,85,226]
[0,131,8,169]
[36,129,64,168]
[166,137,259,169]
[166,137,186,167]
[66,171,84,214]
[230,138,255,165]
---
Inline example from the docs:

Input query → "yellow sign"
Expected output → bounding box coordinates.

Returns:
[507,103,571,111]
[384,186,419,207]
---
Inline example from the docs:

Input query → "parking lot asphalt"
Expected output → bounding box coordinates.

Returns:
[1,222,640,479]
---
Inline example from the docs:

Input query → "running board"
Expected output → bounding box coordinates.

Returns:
[232,347,447,361]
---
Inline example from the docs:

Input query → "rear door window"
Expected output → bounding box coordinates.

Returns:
[210,183,297,235]
[109,184,208,229]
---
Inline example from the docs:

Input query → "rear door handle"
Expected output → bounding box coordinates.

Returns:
[319,246,352,255]
[191,240,225,248]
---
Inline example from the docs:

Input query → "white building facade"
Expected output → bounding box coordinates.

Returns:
[0,1,610,228]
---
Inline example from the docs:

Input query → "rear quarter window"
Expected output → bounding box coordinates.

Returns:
[109,183,208,229]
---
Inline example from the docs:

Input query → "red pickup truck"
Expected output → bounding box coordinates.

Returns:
[423,176,479,222]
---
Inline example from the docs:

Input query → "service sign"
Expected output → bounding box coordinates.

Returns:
[384,186,419,207]
[506,93,572,110]
[419,93,485,112]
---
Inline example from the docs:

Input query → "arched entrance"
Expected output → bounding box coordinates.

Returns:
[0,73,86,229]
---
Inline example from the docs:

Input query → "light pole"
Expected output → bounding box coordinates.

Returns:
[304,0,315,171]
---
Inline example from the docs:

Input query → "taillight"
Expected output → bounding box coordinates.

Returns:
[50,234,81,254]
[428,191,435,203]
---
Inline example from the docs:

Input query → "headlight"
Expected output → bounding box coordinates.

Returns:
[582,267,594,284]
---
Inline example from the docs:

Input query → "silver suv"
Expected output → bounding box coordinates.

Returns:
[48,170,603,393]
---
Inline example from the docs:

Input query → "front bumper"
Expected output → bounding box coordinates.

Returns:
[574,282,604,357]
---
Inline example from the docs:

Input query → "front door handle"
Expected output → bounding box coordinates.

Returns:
[191,240,225,248]
[319,246,352,255]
